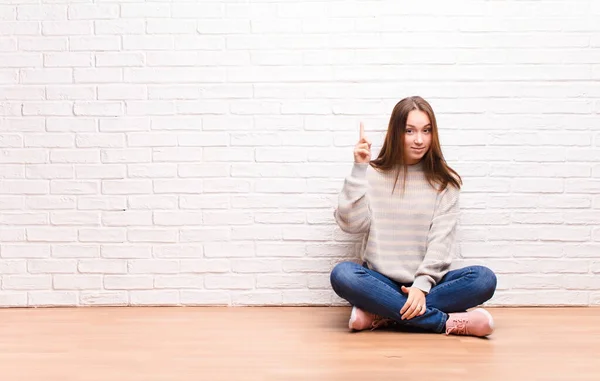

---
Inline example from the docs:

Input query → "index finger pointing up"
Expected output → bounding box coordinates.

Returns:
[359,121,365,139]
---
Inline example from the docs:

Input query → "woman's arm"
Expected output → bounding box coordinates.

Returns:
[333,163,372,234]
[412,185,460,293]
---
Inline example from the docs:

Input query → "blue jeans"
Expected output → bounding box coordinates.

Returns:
[330,261,497,333]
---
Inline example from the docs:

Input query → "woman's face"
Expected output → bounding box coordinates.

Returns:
[403,109,432,165]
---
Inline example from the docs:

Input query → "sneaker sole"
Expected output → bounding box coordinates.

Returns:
[473,308,494,334]
[348,306,357,330]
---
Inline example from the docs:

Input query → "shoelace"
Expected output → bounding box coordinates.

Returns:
[370,317,394,330]
[445,317,469,335]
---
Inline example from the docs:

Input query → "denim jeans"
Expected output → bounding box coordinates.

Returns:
[330,261,497,333]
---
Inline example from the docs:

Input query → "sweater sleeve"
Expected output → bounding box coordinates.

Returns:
[412,185,460,294]
[333,163,372,234]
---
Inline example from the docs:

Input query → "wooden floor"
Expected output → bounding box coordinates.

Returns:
[0,307,599,380]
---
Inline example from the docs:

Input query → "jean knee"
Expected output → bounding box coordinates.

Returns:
[330,261,360,293]
[472,265,497,299]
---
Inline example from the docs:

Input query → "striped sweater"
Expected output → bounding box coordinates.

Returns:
[333,161,460,294]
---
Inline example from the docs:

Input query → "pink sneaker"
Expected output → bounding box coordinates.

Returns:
[348,306,394,331]
[445,308,494,337]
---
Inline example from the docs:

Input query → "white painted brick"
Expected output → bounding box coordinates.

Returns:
[75,164,125,179]
[102,179,151,195]
[179,164,229,178]
[128,195,177,210]
[46,87,95,101]
[105,275,152,290]
[28,291,78,306]
[202,116,252,131]
[0,21,38,36]
[26,196,75,210]
[99,118,148,132]
[79,259,126,274]
[101,148,151,164]
[257,274,307,289]
[127,229,177,243]
[283,259,336,273]
[50,180,97,195]
[101,245,150,259]
[155,245,203,259]
[78,196,125,211]
[0,260,26,274]
[24,133,73,147]
[255,179,306,193]
[146,19,196,34]
[231,259,281,274]
[179,227,231,243]
[52,244,99,258]
[0,180,48,194]
[18,37,67,52]
[95,52,145,67]
[0,196,23,209]
[0,293,27,307]
[127,132,177,147]
[179,195,229,210]
[153,147,202,163]
[203,179,250,193]
[154,211,202,226]
[511,179,564,193]
[0,228,25,242]
[121,3,170,18]
[50,211,99,226]
[0,134,22,148]
[3,275,51,290]
[306,243,354,257]
[283,226,333,242]
[67,4,118,20]
[231,195,331,209]
[79,228,126,243]
[0,53,42,68]
[180,291,229,305]
[128,260,179,274]
[155,275,203,289]
[0,86,44,101]
[125,68,226,84]
[74,102,122,116]
[204,274,254,290]
[80,291,128,306]
[102,211,152,226]
[0,149,46,164]
[283,290,332,305]
[2,244,50,258]
[256,243,305,257]
[0,1,598,307]
[70,36,120,51]
[257,211,305,224]
[42,21,91,36]
[130,290,179,306]
[54,274,101,290]
[153,179,202,194]
[128,164,176,178]
[231,291,282,306]
[98,85,146,100]
[307,274,330,289]
[203,211,252,225]
[232,226,282,240]
[17,5,66,21]
[204,242,254,258]
[21,69,72,84]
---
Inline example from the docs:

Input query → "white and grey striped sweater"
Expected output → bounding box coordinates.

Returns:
[333,161,460,294]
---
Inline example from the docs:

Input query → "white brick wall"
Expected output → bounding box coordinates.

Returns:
[0,0,599,307]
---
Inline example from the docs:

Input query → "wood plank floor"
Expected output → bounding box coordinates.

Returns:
[0,307,599,380]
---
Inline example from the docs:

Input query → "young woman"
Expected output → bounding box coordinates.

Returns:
[330,96,497,337]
